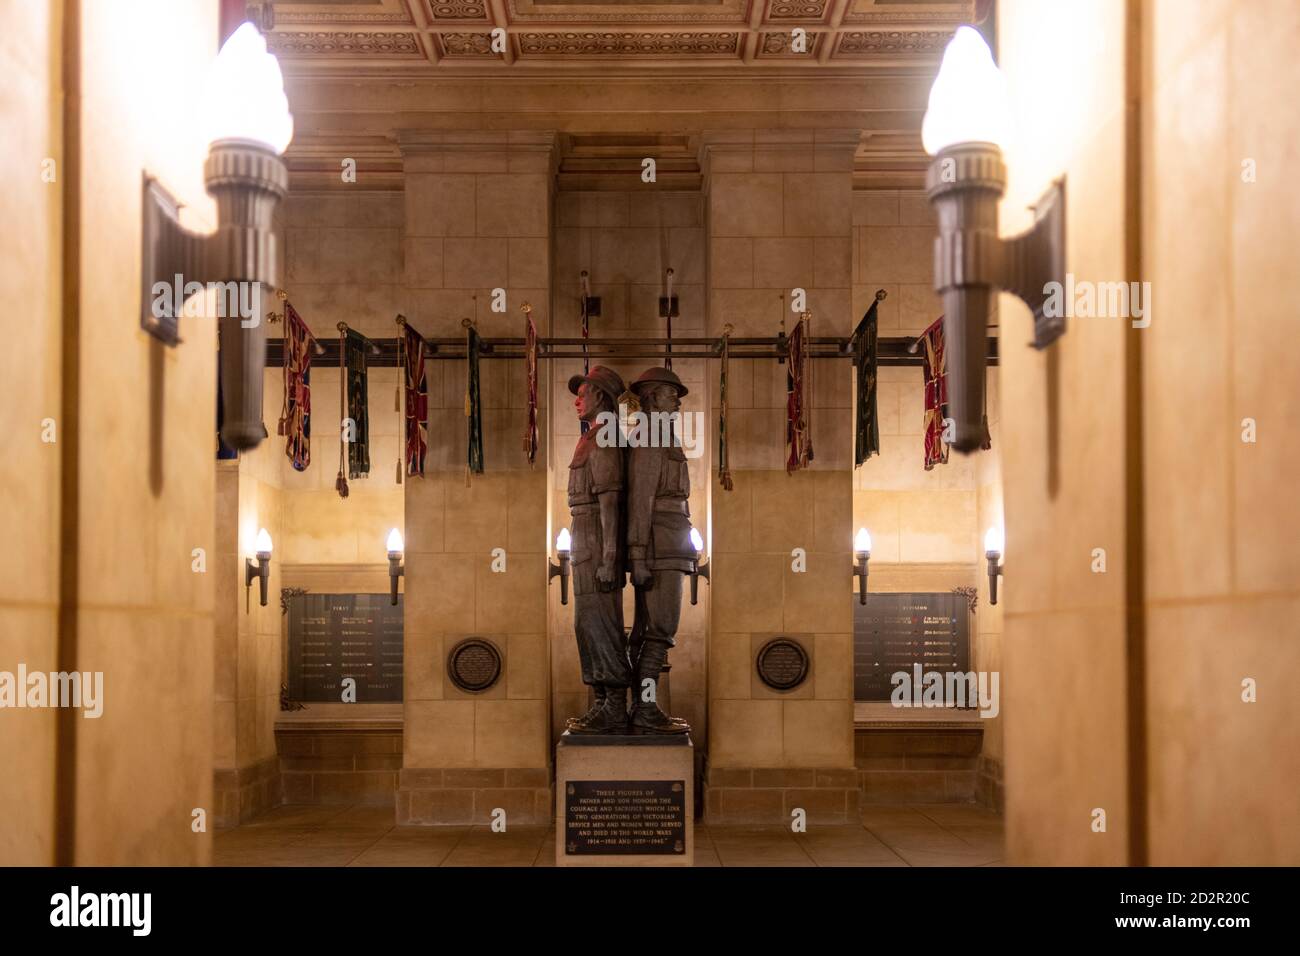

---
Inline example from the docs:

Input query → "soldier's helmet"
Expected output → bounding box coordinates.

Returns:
[628,366,689,398]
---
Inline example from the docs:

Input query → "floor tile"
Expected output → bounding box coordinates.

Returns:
[912,804,1002,827]
[243,805,350,828]
[210,804,1002,867]
[442,825,549,867]
[331,805,398,828]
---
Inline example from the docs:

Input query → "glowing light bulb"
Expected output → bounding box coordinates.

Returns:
[854,527,872,555]
[556,528,571,553]
[921,26,1013,155]
[204,22,294,154]
[984,526,1004,555]
[689,528,704,553]
[254,527,273,556]
[386,528,404,555]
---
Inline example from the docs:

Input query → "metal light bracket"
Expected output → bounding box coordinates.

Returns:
[388,553,404,606]
[927,142,1066,452]
[690,556,711,606]
[140,141,288,450]
[986,550,1003,606]
[245,553,271,608]
[549,551,571,606]
[854,552,870,605]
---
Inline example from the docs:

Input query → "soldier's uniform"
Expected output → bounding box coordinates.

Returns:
[567,426,630,687]
[564,367,631,733]
[626,367,694,734]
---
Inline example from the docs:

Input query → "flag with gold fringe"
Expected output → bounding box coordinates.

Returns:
[277,301,315,472]
[785,314,814,473]
[522,306,539,466]
[717,325,733,491]
[345,329,371,480]
[852,293,882,466]
[402,323,428,478]
[920,316,949,470]
[465,322,484,479]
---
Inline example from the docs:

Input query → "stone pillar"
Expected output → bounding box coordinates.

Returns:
[396,131,557,825]
[700,130,859,824]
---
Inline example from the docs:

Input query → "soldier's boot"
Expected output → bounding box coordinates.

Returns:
[628,641,690,735]
[568,685,629,735]
[629,642,688,728]
[566,685,606,730]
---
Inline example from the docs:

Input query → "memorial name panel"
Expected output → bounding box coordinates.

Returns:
[287,593,403,702]
[853,592,970,702]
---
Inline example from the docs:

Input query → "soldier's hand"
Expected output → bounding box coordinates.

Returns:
[631,560,652,589]
[596,562,616,591]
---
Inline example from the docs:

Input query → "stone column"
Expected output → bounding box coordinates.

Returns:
[700,130,859,824]
[396,131,557,825]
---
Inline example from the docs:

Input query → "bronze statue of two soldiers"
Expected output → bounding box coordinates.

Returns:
[565,365,693,736]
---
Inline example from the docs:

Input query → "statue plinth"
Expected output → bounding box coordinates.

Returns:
[555,732,694,867]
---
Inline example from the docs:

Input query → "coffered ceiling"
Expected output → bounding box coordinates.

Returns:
[263,0,981,70]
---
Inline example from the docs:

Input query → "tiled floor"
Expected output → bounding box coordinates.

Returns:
[214,804,1003,867]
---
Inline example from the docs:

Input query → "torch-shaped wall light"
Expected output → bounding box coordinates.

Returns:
[854,527,872,605]
[245,527,273,607]
[142,22,293,450]
[923,26,1066,453]
[984,526,1004,606]
[387,528,404,606]
[549,528,571,606]
[689,527,710,606]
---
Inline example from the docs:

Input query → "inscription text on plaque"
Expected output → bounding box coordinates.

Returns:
[564,780,686,856]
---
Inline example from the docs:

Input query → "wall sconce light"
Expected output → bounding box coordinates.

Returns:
[245,527,272,607]
[984,526,1004,606]
[923,26,1066,453]
[689,527,710,606]
[387,528,404,606]
[549,528,571,606]
[141,22,293,450]
[854,527,871,604]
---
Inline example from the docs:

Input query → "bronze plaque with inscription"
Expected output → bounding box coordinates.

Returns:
[447,638,502,692]
[756,637,809,690]
[564,780,686,856]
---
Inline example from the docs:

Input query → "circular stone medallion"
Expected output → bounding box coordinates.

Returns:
[448,638,502,692]
[756,638,810,691]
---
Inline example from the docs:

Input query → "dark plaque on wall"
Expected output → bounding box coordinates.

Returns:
[564,780,686,856]
[853,592,970,702]
[287,593,403,702]
[447,638,502,693]
[756,638,810,691]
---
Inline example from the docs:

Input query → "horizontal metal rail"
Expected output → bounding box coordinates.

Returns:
[266,335,999,368]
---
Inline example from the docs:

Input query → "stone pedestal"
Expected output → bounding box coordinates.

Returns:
[556,733,694,867]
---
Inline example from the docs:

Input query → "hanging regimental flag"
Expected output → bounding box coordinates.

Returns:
[403,324,428,478]
[852,295,882,466]
[785,315,814,473]
[278,301,314,472]
[465,323,484,477]
[920,316,949,470]
[345,329,371,480]
[522,307,539,466]
[717,327,733,491]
